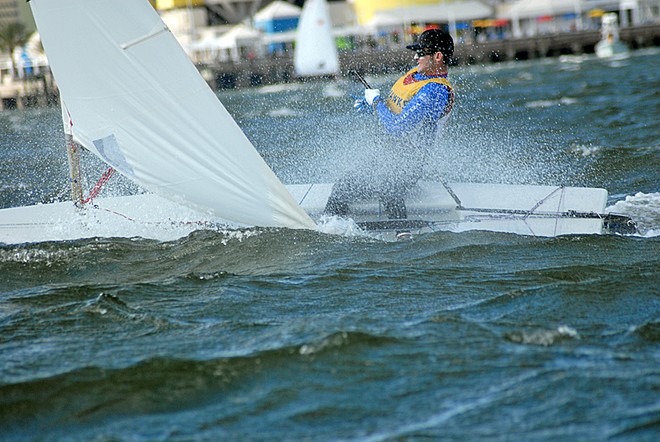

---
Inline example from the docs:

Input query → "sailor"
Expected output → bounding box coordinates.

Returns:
[325,28,455,219]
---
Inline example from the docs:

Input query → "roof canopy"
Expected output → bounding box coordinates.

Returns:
[193,23,262,50]
[366,1,493,27]
[254,0,301,22]
[499,0,584,19]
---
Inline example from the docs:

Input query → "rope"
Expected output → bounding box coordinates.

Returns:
[523,186,564,219]
[82,167,116,204]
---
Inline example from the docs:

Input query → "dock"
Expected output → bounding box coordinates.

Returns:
[203,24,660,89]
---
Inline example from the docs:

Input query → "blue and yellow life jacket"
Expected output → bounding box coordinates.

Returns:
[385,67,454,118]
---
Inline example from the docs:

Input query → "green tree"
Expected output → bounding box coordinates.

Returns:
[0,22,30,79]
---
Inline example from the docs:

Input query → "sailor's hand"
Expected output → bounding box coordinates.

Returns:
[353,96,372,114]
[364,88,381,106]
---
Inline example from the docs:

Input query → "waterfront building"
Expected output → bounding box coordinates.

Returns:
[1,0,659,100]
[254,1,301,54]
[158,1,659,64]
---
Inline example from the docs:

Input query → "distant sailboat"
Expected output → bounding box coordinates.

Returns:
[294,0,340,78]
[595,13,629,58]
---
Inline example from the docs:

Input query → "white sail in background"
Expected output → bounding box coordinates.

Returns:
[29,0,315,230]
[294,0,340,77]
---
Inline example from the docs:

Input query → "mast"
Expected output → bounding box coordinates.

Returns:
[61,101,84,204]
[65,133,84,204]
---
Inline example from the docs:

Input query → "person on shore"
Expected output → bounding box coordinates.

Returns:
[324,28,455,219]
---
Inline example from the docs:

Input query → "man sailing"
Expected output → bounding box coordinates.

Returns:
[325,28,455,219]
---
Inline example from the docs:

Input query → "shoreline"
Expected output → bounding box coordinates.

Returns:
[202,24,660,89]
[2,24,659,109]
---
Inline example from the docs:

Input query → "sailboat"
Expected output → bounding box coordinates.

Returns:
[0,0,635,245]
[595,13,629,58]
[293,0,340,78]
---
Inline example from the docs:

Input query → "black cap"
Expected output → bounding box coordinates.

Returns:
[406,28,454,59]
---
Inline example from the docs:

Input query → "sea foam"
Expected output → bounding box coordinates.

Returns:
[607,192,660,237]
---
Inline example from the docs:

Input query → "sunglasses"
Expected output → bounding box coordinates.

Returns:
[415,48,437,58]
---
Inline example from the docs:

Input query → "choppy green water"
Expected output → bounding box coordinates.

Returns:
[1,50,659,441]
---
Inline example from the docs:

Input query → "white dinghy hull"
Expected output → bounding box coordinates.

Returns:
[0,194,232,245]
[289,181,630,237]
[0,182,635,245]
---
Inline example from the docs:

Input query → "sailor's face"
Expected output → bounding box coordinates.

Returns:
[415,51,437,75]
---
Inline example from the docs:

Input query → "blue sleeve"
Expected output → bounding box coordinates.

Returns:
[374,82,450,135]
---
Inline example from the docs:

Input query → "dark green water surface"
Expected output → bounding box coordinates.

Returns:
[1,50,658,441]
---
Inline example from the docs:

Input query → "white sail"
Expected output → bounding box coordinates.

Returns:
[29,0,315,230]
[294,0,340,77]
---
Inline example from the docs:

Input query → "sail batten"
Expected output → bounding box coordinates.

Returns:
[30,0,315,230]
[121,26,170,50]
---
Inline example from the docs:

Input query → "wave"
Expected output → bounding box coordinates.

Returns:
[636,320,660,343]
[322,84,344,98]
[2,218,656,297]
[257,83,304,94]
[504,325,580,346]
[607,192,660,237]
[0,330,397,423]
[525,97,578,108]
[267,107,302,117]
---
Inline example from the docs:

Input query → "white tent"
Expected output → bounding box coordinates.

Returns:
[253,0,301,22]
[498,0,585,37]
[366,1,493,42]
[191,24,264,63]
[367,12,407,28]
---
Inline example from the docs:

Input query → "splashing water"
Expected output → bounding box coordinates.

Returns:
[607,192,660,237]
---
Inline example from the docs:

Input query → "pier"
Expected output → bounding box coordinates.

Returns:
[203,24,660,89]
